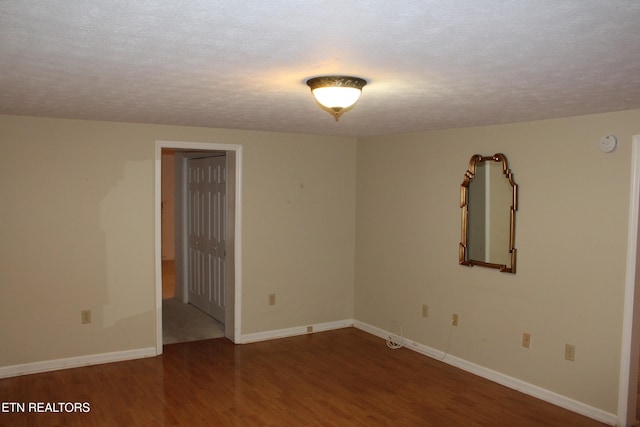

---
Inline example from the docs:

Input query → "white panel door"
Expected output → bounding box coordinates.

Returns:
[187,155,226,323]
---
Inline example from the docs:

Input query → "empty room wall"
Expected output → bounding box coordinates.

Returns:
[0,115,356,367]
[355,109,640,415]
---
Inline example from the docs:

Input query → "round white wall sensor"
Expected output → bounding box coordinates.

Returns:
[599,134,618,153]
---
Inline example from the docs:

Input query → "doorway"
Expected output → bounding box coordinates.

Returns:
[154,140,243,355]
[161,150,226,344]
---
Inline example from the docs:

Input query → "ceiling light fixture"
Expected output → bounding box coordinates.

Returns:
[306,76,367,121]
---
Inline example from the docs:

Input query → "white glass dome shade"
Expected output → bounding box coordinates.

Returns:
[306,76,367,121]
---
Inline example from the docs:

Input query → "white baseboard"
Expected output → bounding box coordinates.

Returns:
[0,322,618,426]
[239,319,354,344]
[353,320,617,426]
[0,347,157,379]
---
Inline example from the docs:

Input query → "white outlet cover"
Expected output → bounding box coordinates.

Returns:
[599,134,618,153]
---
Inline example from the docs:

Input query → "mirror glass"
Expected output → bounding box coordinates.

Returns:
[460,153,518,273]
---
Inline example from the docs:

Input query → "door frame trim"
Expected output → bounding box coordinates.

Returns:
[154,140,243,354]
[618,134,640,426]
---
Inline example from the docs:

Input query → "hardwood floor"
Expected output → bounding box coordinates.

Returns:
[0,328,607,426]
[162,259,175,300]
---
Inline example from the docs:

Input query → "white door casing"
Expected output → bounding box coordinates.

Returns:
[155,140,242,355]
[618,135,640,426]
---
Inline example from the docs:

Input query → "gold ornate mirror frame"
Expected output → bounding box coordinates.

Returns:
[459,153,518,273]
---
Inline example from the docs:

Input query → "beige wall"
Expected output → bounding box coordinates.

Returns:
[2,109,639,415]
[355,109,640,413]
[0,115,356,365]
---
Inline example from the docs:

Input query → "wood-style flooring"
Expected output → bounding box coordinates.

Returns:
[0,328,607,426]
[162,259,176,300]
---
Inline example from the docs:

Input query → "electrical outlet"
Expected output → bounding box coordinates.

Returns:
[422,304,429,318]
[522,333,531,349]
[81,310,92,324]
[565,344,575,361]
[268,294,276,306]
[452,313,459,327]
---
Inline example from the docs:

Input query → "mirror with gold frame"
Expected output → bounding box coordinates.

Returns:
[459,153,518,273]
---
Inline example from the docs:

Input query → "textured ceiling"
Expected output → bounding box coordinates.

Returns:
[1,1,640,137]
